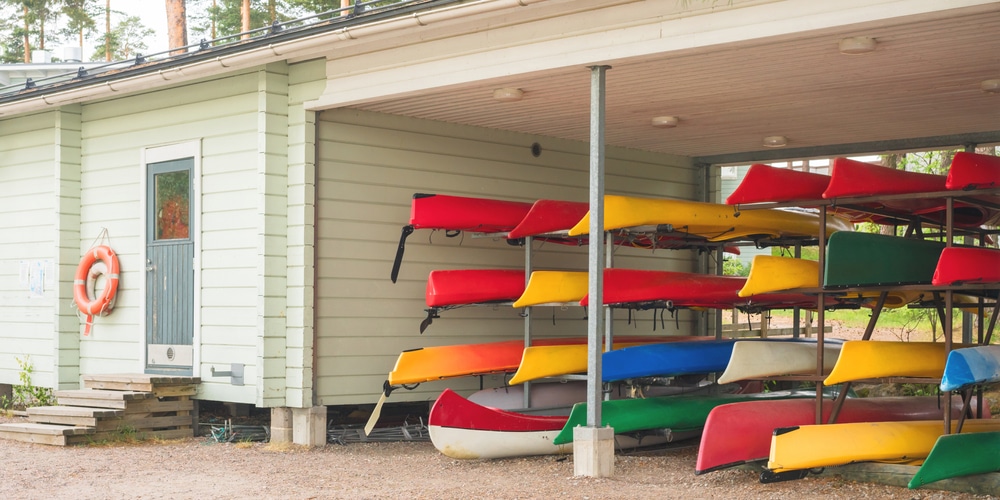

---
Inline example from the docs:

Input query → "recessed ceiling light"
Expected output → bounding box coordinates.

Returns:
[651,116,679,128]
[981,79,1000,93]
[763,136,788,148]
[493,87,524,102]
[839,36,877,55]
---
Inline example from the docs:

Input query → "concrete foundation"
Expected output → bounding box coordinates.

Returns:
[573,426,615,477]
[292,405,327,447]
[270,407,293,443]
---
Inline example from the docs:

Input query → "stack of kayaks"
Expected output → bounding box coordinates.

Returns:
[383,152,1000,477]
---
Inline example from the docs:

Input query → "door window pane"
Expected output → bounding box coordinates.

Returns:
[155,170,190,240]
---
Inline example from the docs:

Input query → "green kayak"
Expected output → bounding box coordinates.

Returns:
[552,390,815,446]
[824,232,944,288]
[908,431,1000,488]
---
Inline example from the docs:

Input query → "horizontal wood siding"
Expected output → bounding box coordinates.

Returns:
[315,109,698,405]
[0,111,59,387]
[78,71,262,401]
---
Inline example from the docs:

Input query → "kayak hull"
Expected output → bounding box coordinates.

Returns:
[768,419,1000,473]
[716,340,841,384]
[697,395,984,474]
[409,193,532,233]
[946,151,1000,190]
[425,269,526,308]
[908,431,1000,488]
[824,341,962,386]
[932,247,1000,286]
[512,271,588,308]
[824,232,944,288]
[940,345,1000,392]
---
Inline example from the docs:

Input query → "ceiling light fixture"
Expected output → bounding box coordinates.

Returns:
[493,87,524,102]
[838,36,877,55]
[981,79,1000,94]
[762,135,788,148]
[651,116,679,128]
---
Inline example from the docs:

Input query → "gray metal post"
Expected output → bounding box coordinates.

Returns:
[586,65,609,429]
[604,232,613,401]
[523,236,532,409]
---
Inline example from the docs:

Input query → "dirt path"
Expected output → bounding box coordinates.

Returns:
[0,429,992,499]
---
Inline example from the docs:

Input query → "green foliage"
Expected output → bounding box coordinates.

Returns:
[0,356,55,411]
[722,257,749,277]
[770,246,819,261]
[89,14,152,61]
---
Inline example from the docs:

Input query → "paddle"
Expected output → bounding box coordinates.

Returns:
[364,381,396,436]
[389,225,414,283]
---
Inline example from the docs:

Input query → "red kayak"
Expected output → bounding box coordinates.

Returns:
[507,199,589,239]
[425,269,526,308]
[695,395,989,474]
[579,269,829,310]
[823,157,946,198]
[726,164,831,205]
[946,151,1000,190]
[932,247,1000,286]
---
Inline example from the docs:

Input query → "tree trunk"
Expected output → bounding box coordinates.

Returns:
[341,0,351,16]
[166,0,188,55]
[241,0,250,39]
[105,0,111,61]
[23,6,30,63]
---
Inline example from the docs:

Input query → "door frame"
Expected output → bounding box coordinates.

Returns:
[139,140,202,375]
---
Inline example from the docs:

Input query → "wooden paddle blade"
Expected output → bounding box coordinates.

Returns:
[364,391,388,436]
[390,225,414,283]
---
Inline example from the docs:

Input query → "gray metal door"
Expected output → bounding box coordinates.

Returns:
[145,159,194,375]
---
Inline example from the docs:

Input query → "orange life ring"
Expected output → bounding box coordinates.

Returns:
[73,245,120,317]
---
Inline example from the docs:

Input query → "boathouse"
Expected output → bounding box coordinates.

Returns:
[0,0,997,445]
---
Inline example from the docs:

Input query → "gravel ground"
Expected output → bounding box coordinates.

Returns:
[0,431,993,500]
[2,320,995,499]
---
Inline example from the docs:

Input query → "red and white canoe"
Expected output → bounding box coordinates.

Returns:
[695,395,988,474]
[932,246,1000,286]
[580,268,831,310]
[429,388,572,459]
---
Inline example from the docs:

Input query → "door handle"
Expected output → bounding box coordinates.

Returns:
[146,259,155,272]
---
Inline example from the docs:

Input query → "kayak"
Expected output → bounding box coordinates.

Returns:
[567,195,852,241]
[740,255,923,308]
[512,271,588,308]
[506,199,589,240]
[581,268,828,311]
[697,395,985,474]
[768,419,1000,473]
[824,232,944,288]
[725,163,833,205]
[940,345,1000,392]
[387,335,667,386]
[945,151,1000,190]
[932,247,1000,286]
[715,339,842,384]
[601,339,740,382]
[824,341,966,386]
[391,193,534,282]
[552,389,816,446]
[908,431,1000,488]
[507,336,706,385]
[425,269,526,308]
[428,388,572,459]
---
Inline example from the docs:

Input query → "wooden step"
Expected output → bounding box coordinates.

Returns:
[27,406,123,427]
[82,374,200,393]
[0,422,94,446]
[55,389,152,409]
[94,414,195,432]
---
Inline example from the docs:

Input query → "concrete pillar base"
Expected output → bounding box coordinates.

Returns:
[292,406,327,447]
[573,426,615,477]
[270,407,293,443]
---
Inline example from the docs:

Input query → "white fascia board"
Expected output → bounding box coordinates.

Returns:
[306,0,999,110]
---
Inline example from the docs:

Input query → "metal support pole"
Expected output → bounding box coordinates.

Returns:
[585,65,610,430]
[793,244,802,338]
[523,236,532,409]
[604,233,614,402]
[815,205,827,425]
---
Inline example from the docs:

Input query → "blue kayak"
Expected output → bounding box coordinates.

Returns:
[940,345,1000,392]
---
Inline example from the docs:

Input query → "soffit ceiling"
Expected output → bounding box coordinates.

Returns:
[351,4,1000,163]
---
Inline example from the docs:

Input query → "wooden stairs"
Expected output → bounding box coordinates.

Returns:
[0,374,200,446]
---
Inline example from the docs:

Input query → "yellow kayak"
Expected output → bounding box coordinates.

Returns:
[768,419,1000,473]
[738,255,923,308]
[512,271,588,308]
[567,195,853,240]
[507,336,704,385]
[824,341,970,386]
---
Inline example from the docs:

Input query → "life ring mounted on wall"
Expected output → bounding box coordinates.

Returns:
[74,244,120,336]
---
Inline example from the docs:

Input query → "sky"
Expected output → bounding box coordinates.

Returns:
[118,1,170,55]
